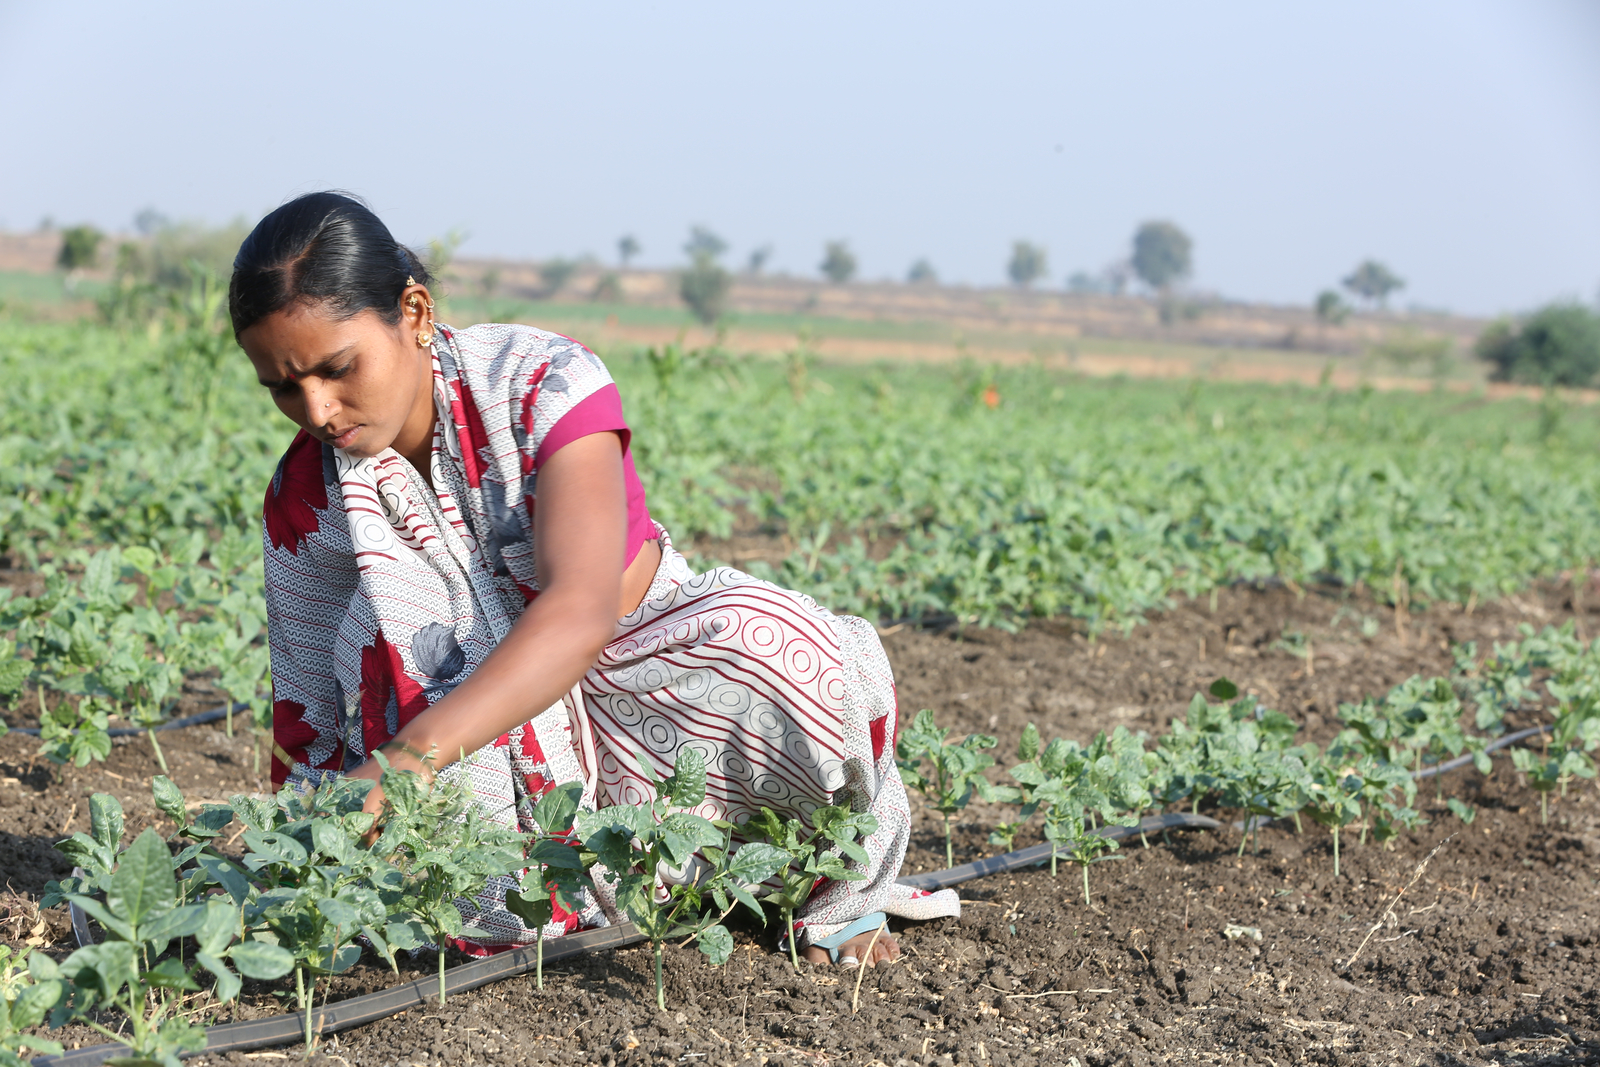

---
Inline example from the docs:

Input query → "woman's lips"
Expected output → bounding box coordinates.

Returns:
[329,425,361,449]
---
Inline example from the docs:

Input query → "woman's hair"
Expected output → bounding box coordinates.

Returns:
[228,191,431,337]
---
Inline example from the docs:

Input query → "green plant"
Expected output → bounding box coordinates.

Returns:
[501,782,594,990]
[0,946,63,1067]
[896,709,1009,867]
[367,757,533,1007]
[1303,759,1363,878]
[44,829,293,1067]
[227,780,396,1049]
[575,749,787,1010]
[746,805,878,971]
[1008,723,1148,903]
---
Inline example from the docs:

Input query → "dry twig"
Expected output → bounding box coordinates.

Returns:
[1343,835,1453,972]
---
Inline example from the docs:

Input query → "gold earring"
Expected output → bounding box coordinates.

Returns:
[417,328,433,348]
[407,294,421,310]
[407,275,417,286]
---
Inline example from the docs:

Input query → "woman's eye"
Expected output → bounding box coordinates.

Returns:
[330,361,355,379]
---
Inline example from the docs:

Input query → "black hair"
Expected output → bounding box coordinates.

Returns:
[228,191,430,337]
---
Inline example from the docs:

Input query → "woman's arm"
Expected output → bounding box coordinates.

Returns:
[349,430,629,804]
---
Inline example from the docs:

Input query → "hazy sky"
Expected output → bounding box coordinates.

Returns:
[2,1,1596,315]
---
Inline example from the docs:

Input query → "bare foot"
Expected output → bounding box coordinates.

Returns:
[802,929,900,969]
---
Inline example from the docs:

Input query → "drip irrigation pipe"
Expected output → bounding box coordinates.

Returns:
[1412,724,1550,780]
[34,725,1559,1065]
[8,704,243,739]
[36,812,1222,1067]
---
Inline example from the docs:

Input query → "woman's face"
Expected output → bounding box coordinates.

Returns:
[239,292,436,461]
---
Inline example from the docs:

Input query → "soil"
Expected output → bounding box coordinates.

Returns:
[4,578,1599,1065]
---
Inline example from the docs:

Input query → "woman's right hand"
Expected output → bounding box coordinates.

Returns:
[347,740,436,845]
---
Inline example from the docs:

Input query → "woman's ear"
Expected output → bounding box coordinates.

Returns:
[401,283,435,333]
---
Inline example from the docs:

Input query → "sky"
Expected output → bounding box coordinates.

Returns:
[1,1,1597,316]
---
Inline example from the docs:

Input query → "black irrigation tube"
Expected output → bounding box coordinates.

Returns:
[35,812,1222,1067]
[33,726,1559,1066]
[8,704,243,739]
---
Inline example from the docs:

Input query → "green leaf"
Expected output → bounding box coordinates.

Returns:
[143,958,200,992]
[195,854,251,906]
[226,941,295,980]
[150,775,186,828]
[505,886,554,929]
[140,902,208,948]
[89,793,125,852]
[1017,722,1041,762]
[724,842,791,885]
[530,781,584,835]
[316,897,362,930]
[106,829,175,930]
[242,830,309,868]
[196,952,242,1004]
[696,923,734,966]
[663,747,708,807]
[1209,677,1239,700]
[59,941,139,1005]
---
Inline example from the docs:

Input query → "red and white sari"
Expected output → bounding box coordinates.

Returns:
[262,323,958,952]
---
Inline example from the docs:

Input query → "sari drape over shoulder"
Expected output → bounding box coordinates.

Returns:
[263,323,958,952]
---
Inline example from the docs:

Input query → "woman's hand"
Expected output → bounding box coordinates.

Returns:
[347,741,436,845]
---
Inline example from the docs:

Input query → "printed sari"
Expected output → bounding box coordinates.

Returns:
[262,323,959,952]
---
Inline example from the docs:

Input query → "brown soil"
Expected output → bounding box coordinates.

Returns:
[5,580,1599,1065]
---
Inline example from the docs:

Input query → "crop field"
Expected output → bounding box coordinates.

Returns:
[3,312,1600,1066]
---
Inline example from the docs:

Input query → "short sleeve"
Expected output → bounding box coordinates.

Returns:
[534,385,630,470]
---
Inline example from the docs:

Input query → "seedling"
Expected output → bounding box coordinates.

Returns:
[1,946,63,1067]
[1009,724,1147,904]
[746,804,877,971]
[368,757,531,1006]
[576,749,787,1010]
[44,828,293,1067]
[896,709,1011,867]
[1303,760,1363,878]
[501,781,593,990]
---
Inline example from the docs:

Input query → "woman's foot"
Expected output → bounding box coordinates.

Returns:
[803,929,900,969]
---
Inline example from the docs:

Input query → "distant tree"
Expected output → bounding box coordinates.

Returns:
[685,226,728,261]
[1130,221,1191,292]
[907,258,937,285]
[746,245,772,275]
[819,241,857,284]
[617,235,640,268]
[1342,260,1404,309]
[591,272,623,303]
[1007,241,1048,288]
[1065,271,1102,294]
[538,258,578,297]
[1314,289,1350,325]
[57,225,104,271]
[133,208,169,236]
[680,226,730,325]
[1476,303,1600,387]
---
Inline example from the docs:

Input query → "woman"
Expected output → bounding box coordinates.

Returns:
[232,192,957,969]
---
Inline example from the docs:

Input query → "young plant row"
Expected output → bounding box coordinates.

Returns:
[0,541,271,772]
[896,622,1600,900]
[12,314,1600,645]
[6,748,877,1063]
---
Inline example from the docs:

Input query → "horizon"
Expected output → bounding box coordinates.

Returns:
[1,1,1596,318]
